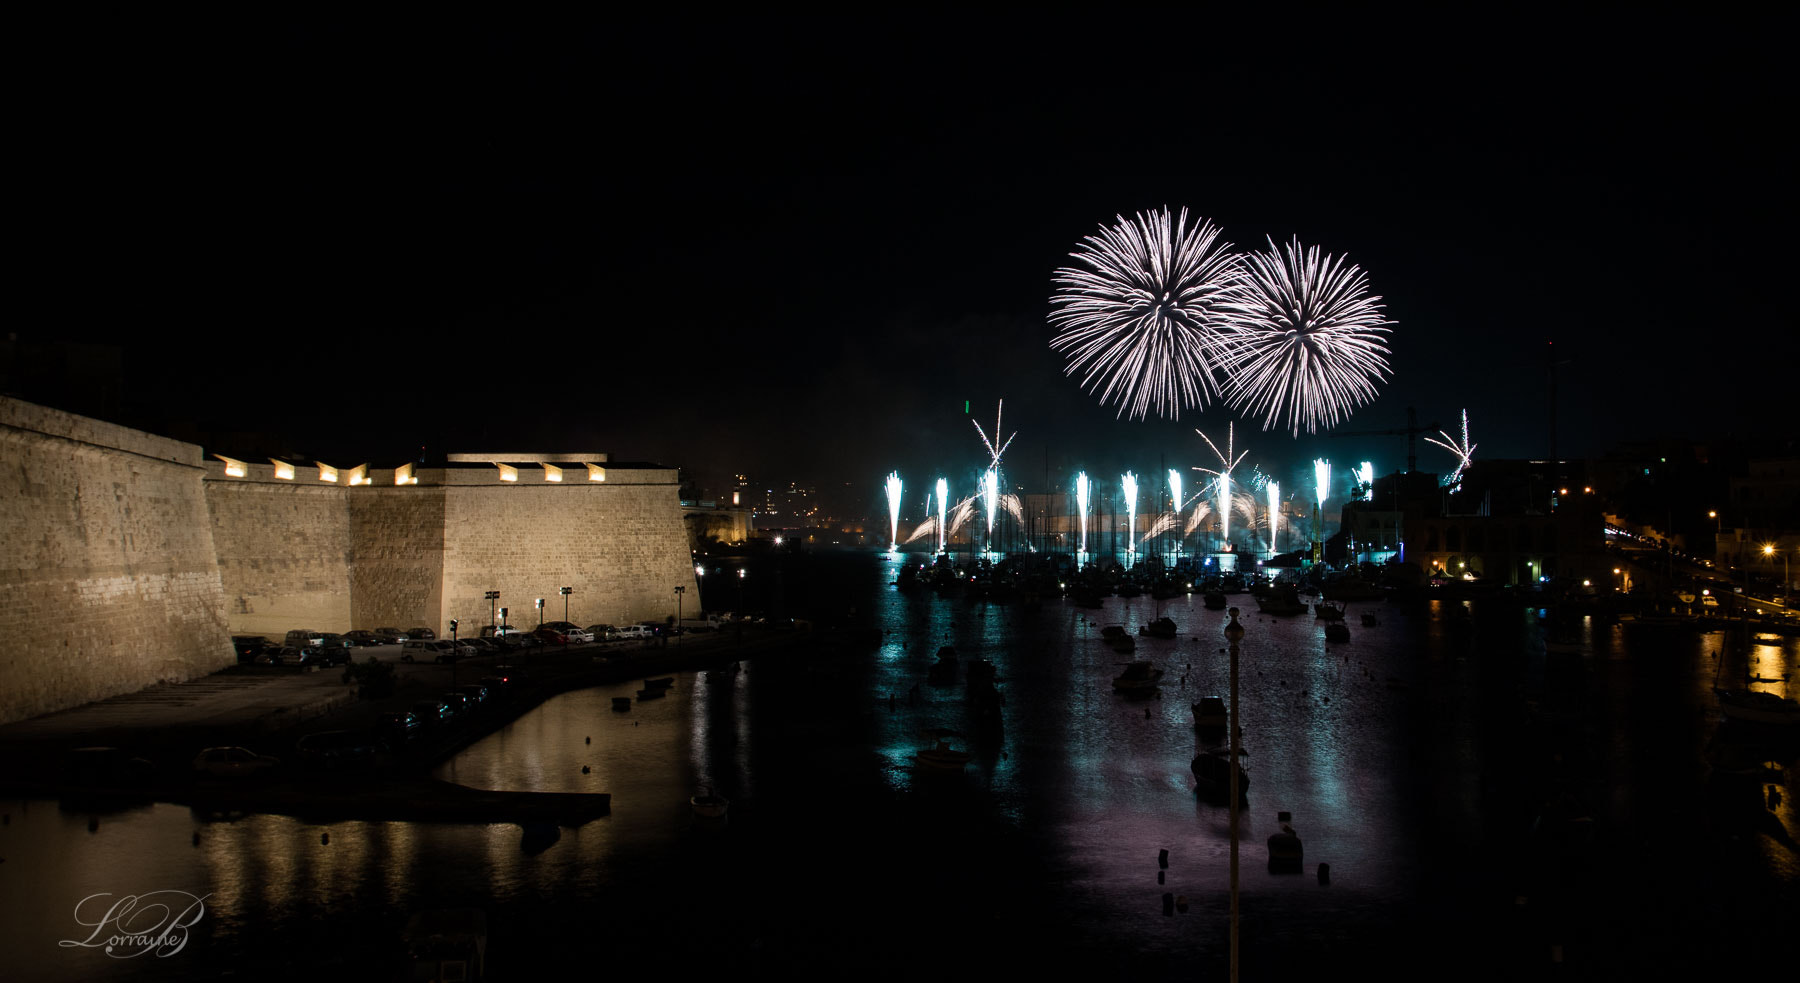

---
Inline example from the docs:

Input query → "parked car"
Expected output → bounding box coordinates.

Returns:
[232,635,270,661]
[410,700,451,727]
[533,627,569,644]
[611,624,654,642]
[343,630,381,647]
[480,624,523,638]
[558,627,595,643]
[509,633,543,649]
[294,730,380,770]
[407,627,436,640]
[374,627,409,644]
[478,674,514,699]
[540,621,581,633]
[439,692,471,718]
[401,639,462,663]
[315,634,355,666]
[585,624,614,641]
[456,684,489,708]
[375,711,420,742]
[463,637,502,656]
[276,645,312,666]
[192,746,281,778]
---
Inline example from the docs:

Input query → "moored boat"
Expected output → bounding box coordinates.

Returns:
[913,738,971,773]
[1255,589,1307,616]
[1324,622,1350,643]
[1714,688,1800,726]
[1140,616,1177,639]
[1314,601,1346,621]
[1112,660,1164,691]
[1192,695,1228,729]
[1191,746,1249,802]
[691,789,730,819]
[1203,591,1228,610]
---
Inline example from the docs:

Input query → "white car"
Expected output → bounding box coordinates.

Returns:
[559,627,595,643]
[192,746,281,778]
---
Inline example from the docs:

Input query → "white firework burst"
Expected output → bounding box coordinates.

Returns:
[1049,207,1245,420]
[1425,409,1477,489]
[1220,236,1393,435]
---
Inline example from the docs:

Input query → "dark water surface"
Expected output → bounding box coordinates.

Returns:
[4,550,1795,980]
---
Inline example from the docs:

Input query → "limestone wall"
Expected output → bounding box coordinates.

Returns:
[205,465,355,636]
[0,398,233,726]
[346,486,446,633]
[440,472,699,633]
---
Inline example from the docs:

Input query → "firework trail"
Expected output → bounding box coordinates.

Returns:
[1233,490,1258,527]
[884,472,902,551]
[1121,471,1141,552]
[972,399,1016,471]
[935,478,948,553]
[904,519,936,545]
[1314,458,1331,509]
[981,469,999,541]
[1193,423,1248,549]
[1139,511,1178,545]
[947,497,977,541]
[1049,208,1245,420]
[1356,461,1375,494]
[1000,493,1026,529]
[1425,409,1476,489]
[1168,469,1184,523]
[1219,236,1393,435]
[1076,472,1091,553]
[1267,481,1281,553]
[1184,501,1214,536]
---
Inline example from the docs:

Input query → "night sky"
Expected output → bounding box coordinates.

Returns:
[17,13,1794,508]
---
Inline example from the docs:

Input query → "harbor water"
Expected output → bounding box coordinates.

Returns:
[3,549,1795,980]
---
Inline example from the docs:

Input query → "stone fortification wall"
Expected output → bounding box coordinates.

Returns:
[346,485,446,632]
[0,398,233,726]
[440,469,699,633]
[204,463,354,636]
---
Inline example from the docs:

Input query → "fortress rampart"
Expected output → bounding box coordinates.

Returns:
[0,397,698,725]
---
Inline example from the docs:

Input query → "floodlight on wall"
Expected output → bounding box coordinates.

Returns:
[496,463,518,482]
[346,464,368,486]
[395,463,414,486]
[270,459,295,480]
[586,463,606,482]
[317,462,339,482]
[542,463,563,483]
[215,454,247,478]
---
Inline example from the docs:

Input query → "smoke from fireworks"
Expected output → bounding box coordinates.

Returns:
[947,497,976,540]
[1220,236,1393,435]
[1184,501,1214,536]
[1425,409,1476,489]
[1356,461,1375,495]
[1049,208,1244,420]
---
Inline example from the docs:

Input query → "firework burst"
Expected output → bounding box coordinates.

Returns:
[1425,409,1476,489]
[1220,236,1393,435]
[1192,423,1248,548]
[1049,208,1244,420]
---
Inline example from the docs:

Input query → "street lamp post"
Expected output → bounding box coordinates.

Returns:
[485,591,499,633]
[1763,544,1788,604]
[1224,607,1246,983]
[674,586,686,647]
[535,597,545,629]
[560,586,572,623]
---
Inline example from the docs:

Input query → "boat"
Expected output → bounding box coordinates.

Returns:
[928,646,958,685]
[1713,689,1800,726]
[1192,695,1228,730]
[1112,660,1164,691]
[1255,589,1308,616]
[1314,600,1346,621]
[691,789,730,819]
[1191,746,1249,803]
[1102,625,1136,653]
[913,738,971,773]
[643,676,674,689]
[1115,582,1142,598]
[1140,616,1177,638]
[1203,591,1228,610]
[611,696,632,711]
[1324,622,1351,643]
[1266,817,1303,872]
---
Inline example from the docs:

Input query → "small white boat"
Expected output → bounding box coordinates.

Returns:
[1314,601,1346,621]
[1714,689,1800,726]
[1324,622,1351,643]
[913,739,971,773]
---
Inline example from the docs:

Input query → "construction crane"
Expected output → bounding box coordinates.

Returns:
[1323,406,1439,473]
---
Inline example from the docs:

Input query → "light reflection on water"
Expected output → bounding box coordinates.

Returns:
[3,550,1796,978]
